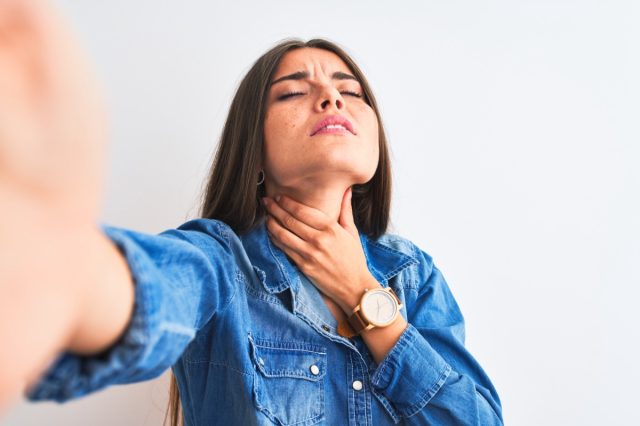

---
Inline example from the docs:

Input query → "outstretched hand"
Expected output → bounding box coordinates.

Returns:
[0,0,106,222]
[262,187,379,314]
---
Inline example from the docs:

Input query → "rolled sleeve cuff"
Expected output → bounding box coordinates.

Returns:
[25,224,194,403]
[370,323,452,418]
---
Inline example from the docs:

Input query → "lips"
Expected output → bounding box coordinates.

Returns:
[310,115,356,136]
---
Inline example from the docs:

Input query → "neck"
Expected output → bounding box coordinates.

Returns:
[264,178,352,223]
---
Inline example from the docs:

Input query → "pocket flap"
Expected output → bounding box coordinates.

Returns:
[249,335,327,381]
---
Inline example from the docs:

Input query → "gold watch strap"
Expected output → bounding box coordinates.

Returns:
[337,319,357,338]
[347,308,369,334]
[337,306,367,338]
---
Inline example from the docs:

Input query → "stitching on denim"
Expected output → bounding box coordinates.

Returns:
[364,364,371,424]
[244,266,287,306]
[347,351,356,424]
[383,256,418,277]
[360,240,376,273]
[363,239,420,290]
[374,242,413,289]
[252,338,326,354]
[249,338,326,381]
[390,273,414,291]
[184,360,253,377]
[403,363,452,419]
[375,233,417,252]
[316,376,325,423]
[249,334,326,425]
[258,401,324,426]
[244,281,285,306]
[256,368,325,380]
[294,305,356,348]
[412,242,436,291]
[369,239,420,263]
[215,268,239,317]
[410,242,424,289]
[296,297,334,333]
[372,323,414,388]
[265,233,294,293]
[371,388,401,424]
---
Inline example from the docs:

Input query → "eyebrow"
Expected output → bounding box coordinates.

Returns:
[270,70,359,86]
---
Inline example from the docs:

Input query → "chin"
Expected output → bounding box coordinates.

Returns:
[326,160,375,179]
[313,160,377,185]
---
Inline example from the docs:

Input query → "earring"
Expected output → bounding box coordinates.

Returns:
[257,169,265,185]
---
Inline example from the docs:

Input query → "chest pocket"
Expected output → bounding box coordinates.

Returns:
[249,334,326,425]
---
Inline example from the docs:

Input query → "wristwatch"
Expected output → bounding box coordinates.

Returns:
[338,287,403,338]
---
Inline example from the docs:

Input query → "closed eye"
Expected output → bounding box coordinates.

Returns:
[341,91,362,98]
[276,90,363,101]
[277,92,305,101]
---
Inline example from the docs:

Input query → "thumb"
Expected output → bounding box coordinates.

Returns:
[338,187,358,238]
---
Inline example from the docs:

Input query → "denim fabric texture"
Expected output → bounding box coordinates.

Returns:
[26,218,503,425]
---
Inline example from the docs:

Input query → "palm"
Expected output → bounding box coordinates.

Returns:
[0,0,106,221]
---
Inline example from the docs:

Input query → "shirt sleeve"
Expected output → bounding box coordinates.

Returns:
[369,247,504,425]
[24,219,238,403]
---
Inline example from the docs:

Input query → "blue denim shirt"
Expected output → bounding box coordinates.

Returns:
[26,218,503,425]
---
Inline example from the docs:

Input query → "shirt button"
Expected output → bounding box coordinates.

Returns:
[352,380,363,391]
[310,364,320,375]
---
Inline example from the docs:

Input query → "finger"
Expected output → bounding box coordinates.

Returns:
[268,231,307,268]
[262,196,319,241]
[274,195,331,231]
[265,214,309,260]
[338,187,358,238]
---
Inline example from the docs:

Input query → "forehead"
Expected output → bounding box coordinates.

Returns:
[274,47,353,78]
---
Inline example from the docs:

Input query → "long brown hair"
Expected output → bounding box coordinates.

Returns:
[164,38,392,426]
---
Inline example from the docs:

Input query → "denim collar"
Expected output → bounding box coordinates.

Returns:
[240,219,418,295]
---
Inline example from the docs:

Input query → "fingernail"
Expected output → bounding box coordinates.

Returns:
[261,197,269,206]
[275,195,281,202]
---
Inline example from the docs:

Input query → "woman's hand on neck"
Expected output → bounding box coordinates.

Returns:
[264,178,354,224]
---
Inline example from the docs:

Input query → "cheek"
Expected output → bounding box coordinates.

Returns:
[361,110,379,155]
[263,109,304,176]
[264,108,302,144]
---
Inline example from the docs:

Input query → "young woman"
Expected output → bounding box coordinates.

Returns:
[0,2,503,424]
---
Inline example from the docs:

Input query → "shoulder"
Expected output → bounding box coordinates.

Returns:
[160,218,241,252]
[369,231,437,289]
[170,217,235,240]
[375,232,434,270]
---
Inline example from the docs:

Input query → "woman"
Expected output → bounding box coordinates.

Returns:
[0,2,502,424]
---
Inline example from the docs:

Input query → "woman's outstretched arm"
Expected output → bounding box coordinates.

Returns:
[1,0,132,413]
[1,1,240,414]
[0,204,135,412]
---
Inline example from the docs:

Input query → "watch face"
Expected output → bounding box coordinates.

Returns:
[361,289,398,326]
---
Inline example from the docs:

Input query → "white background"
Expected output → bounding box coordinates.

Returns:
[3,0,639,425]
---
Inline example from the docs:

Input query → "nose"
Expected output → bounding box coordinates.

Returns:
[315,86,344,112]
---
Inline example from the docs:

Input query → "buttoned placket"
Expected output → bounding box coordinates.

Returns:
[290,274,377,426]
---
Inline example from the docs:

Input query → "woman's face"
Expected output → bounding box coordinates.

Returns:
[263,48,379,191]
